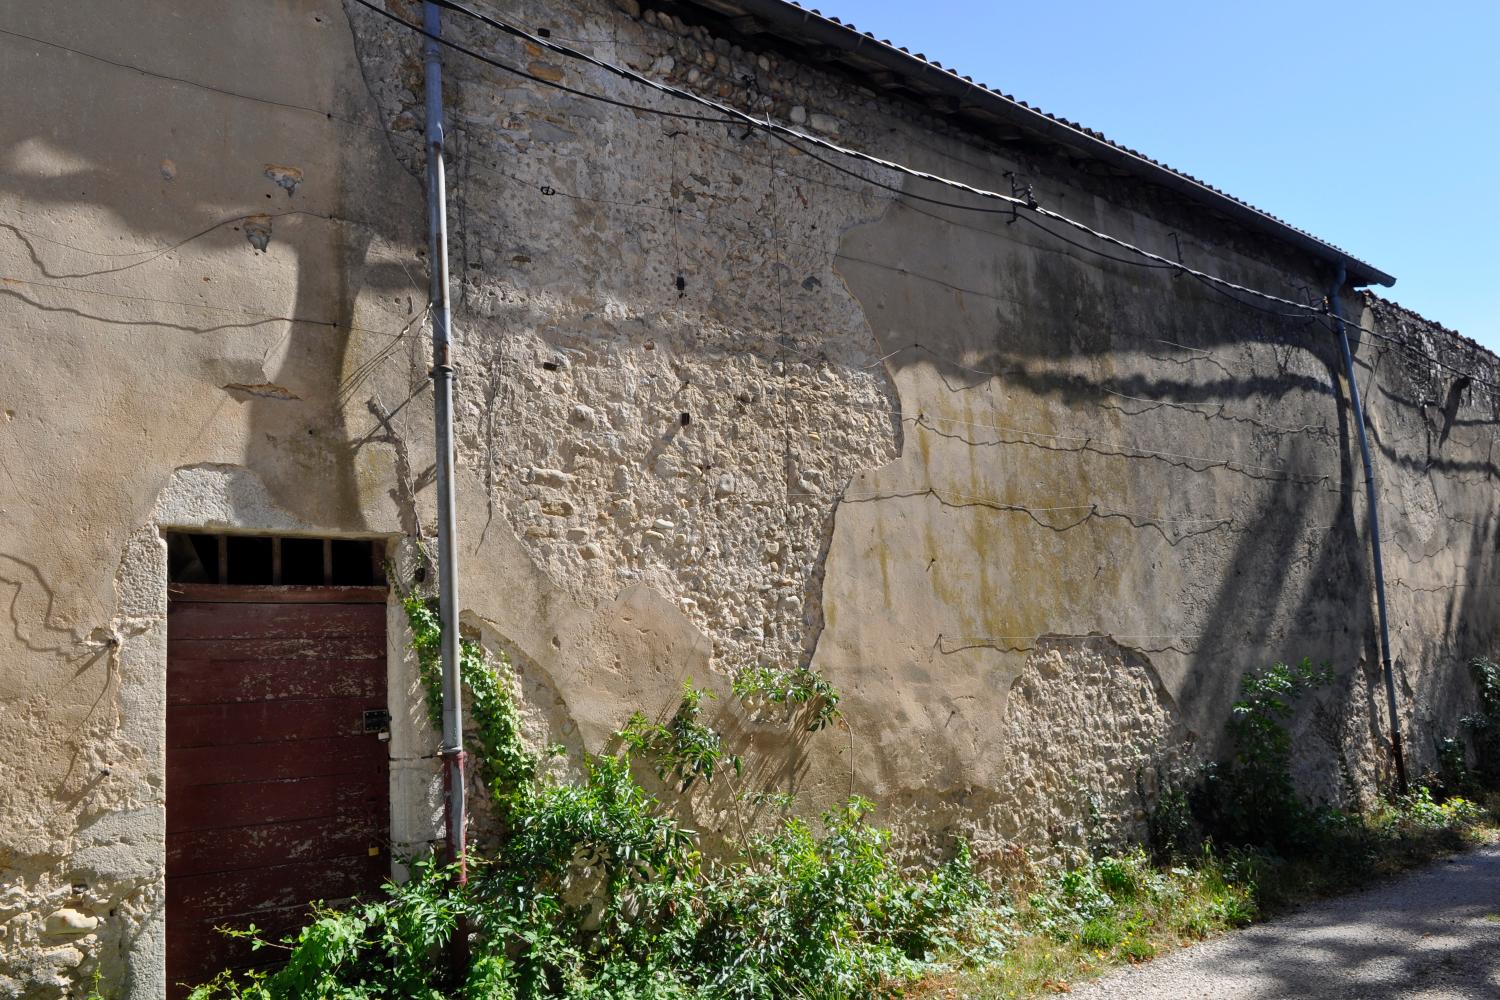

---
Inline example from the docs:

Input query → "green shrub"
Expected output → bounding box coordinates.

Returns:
[190,627,1500,1000]
[730,664,841,731]
[192,604,998,1000]
[189,857,463,1000]
[618,680,734,791]
[1144,781,1196,864]
[1077,917,1122,950]
[1463,657,1500,788]
[1434,735,1472,798]
[1193,658,1330,850]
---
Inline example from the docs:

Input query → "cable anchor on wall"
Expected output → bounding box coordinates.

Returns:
[1167,232,1184,277]
[1004,172,1035,223]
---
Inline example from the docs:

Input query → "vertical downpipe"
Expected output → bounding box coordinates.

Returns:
[1329,263,1408,794]
[423,1,468,878]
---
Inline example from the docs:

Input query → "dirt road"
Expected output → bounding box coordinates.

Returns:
[1071,843,1500,999]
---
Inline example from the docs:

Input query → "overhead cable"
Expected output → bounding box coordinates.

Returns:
[376,0,1342,313]
[365,0,1500,397]
[11,11,1494,397]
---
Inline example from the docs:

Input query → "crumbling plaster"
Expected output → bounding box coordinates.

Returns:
[346,0,1500,850]
[2,0,1499,996]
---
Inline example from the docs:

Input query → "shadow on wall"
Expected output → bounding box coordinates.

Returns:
[829,183,1498,796]
[0,4,435,995]
[0,2,427,535]
[834,194,1376,734]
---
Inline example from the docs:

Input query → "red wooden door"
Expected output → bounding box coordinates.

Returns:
[166,584,390,998]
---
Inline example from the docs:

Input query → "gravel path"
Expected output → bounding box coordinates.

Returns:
[1070,843,1500,999]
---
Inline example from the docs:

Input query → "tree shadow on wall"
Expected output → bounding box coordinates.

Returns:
[0,4,426,534]
[834,189,1462,755]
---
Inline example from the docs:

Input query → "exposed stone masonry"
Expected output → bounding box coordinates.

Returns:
[3,2,1499,996]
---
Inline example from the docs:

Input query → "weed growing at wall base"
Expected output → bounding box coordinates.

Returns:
[930,660,1499,998]
[186,639,1498,1000]
[188,601,1004,1000]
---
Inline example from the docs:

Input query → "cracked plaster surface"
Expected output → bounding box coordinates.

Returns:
[3,1,1500,995]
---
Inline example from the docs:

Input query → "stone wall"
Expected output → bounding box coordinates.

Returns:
[2,0,1498,995]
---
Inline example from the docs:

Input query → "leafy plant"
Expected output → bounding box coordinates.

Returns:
[82,969,109,1000]
[619,680,737,791]
[188,856,463,1000]
[1462,656,1500,788]
[404,596,537,817]
[1434,734,1471,797]
[1143,779,1195,864]
[1194,658,1331,849]
[193,599,996,1000]
[189,627,1500,1000]
[731,664,842,731]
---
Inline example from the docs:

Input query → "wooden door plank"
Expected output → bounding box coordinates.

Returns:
[168,773,385,834]
[168,855,385,920]
[167,697,380,748]
[168,736,387,786]
[166,586,390,999]
[167,814,387,878]
[167,635,386,664]
[168,602,385,640]
[167,658,385,705]
[169,583,389,604]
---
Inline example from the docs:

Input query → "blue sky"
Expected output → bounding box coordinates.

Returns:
[816,1,1498,348]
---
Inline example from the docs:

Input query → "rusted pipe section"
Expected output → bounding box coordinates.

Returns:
[1329,262,1408,794]
[424,0,468,878]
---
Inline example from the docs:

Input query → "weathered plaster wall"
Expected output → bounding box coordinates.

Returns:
[2,0,1499,996]
[0,2,427,993]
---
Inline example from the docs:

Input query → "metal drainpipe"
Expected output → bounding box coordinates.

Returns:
[424,0,467,879]
[1329,262,1408,794]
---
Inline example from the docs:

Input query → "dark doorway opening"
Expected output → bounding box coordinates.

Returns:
[164,534,390,998]
[166,532,387,587]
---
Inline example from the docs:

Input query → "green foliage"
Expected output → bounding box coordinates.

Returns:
[1462,656,1500,788]
[188,857,463,1000]
[685,801,1005,997]
[1228,658,1332,774]
[1434,735,1471,797]
[195,603,996,1000]
[1143,782,1195,864]
[1393,786,1484,829]
[1194,658,1331,849]
[1469,656,1500,720]
[731,664,842,731]
[946,650,1500,1000]
[191,627,1500,1000]
[403,597,537,817]
[82,969,109,1000]
[1022,850,1252,962]
[619,681,738,792]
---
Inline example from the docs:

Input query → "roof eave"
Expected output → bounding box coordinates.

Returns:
[683,0,1396,288]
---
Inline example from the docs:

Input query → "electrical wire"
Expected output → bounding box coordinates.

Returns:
[11,4,1497,433]
[11,9,1493,400]
[0,24,402,144]
[436,158,1361,442]
[380,0,1500,399]
[353,6,1500,657]
[348,0,734,126]
[393,1,1349,312]
[8,11,1489,664]
[0,274,405,338]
